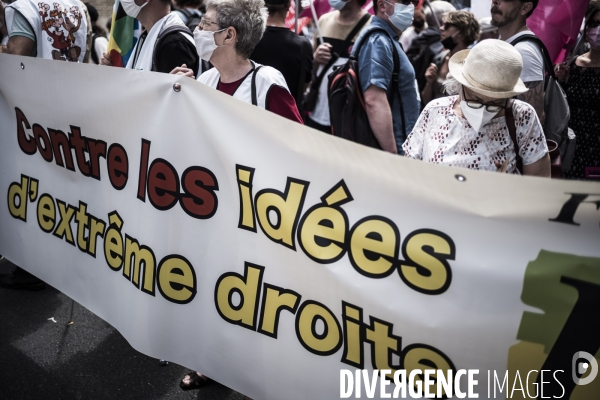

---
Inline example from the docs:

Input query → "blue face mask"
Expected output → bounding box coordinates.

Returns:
[328,0,348,11]
[384,1,414,32]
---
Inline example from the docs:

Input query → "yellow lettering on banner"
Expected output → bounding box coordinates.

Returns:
[257,284,301,338]
[255,178,309,250]
[8,175,30,221]
[75,201,90,252]
[403,345,455,397]
[124,235,156,295]
[104,211,124,271]
[341,302,364,368]
[236,165,256,232]
[298,181,351,263]
[349,217,399,278]
[399,230,455,295]
[215,263,264,330]
[37,194,56,233]
[157,255,197,304]
[52,200,76,246]
[295,301,342,356]
[365,318,400,377]
[87,217,106,258]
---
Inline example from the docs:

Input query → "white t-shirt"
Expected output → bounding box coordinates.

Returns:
[403,96,548,173]
[505,31,544,82]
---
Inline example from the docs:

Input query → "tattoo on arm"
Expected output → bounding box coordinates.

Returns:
[518,81,545,124]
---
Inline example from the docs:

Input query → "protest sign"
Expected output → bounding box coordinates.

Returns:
[0,55,598,399]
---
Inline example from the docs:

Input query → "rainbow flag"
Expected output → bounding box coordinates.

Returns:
[107,0,142,67]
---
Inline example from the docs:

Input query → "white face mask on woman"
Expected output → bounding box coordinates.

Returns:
[460,101,500,132]
[193,27,226,62]
[121,0,148,18]
[587,26,600,50]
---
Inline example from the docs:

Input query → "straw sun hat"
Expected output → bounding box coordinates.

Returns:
[448,39,528,99]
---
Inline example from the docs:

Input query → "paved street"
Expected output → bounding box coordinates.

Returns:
[0,259,245,400]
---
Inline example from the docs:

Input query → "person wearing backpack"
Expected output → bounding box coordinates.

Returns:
[172,0,204,32]
[84,2,108,65]
[305,0,372,133]
[491,0,545,124]
[100,0,199,76]
[353,0,421,154]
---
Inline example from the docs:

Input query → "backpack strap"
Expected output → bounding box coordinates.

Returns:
[151,24,193,72]
[176,8,193,24]
[251,65,264,106]
[509,34,556,90]
[312,13,371,91]
[505,101,523,174]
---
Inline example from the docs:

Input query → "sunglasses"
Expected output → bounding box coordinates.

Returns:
[442,22,457,30]
[399,0,419,5]
[588,19,600,29]
[462,88,507,113]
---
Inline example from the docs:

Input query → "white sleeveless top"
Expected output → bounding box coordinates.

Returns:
[198,62,290,109]
[5,0,88,62]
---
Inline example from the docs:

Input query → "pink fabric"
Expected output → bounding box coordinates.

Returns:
[528,0,588,63]
[299,0,378,20]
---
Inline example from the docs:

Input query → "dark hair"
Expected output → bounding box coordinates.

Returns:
[265,0,289,16]
[520,0,538,19]
[84,2,107,37]
[174,0,203,8]
[586,0,600,25]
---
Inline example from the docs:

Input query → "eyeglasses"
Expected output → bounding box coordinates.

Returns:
[199,18,222,30]
[588,19,600,29]
[462,88,507,113]
[442,22,457,30]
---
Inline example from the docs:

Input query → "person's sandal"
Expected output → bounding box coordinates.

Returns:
[179,371,211,391]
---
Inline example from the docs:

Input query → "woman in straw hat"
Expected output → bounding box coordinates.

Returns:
[403,39,550,177]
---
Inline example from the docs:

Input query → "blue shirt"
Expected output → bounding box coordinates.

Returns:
[353,17,420,154]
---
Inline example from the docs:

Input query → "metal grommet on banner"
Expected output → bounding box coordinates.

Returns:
[20,63,25,70]
[173,83,181,92]
[455,174,466,182]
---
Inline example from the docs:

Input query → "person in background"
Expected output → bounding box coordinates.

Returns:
[491,0,544,124]
[555,0,600,181]
[354,0,421,154]
[305,0,372,133]
[406,0,455,93]
[478,16,499,41]
[404,39,550,177]
[172,0,204,30]
[250,0,313,111]
[399,5,426,51]
[421,10,479,106]
[84,2,108,64]
[100,0,199,76]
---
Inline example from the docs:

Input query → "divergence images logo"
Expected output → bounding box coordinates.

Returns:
[572,351,598,386]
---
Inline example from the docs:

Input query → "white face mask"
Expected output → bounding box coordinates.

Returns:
[460,101,500,132]
[193,27,226,62]
[121,0,148,19]
[328,0,348,11]
[384,2,414,32]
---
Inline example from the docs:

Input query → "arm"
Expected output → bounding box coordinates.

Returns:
[518,81,545,125]
[7,35,35,56]
[523,153,550,178]
[420,63,438,106]
[155,33,199,76]
[364,85,397,154]
[266,85,304,124]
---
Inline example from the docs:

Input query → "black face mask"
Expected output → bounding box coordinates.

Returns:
[441,35,457,51]
[413,20,425,29]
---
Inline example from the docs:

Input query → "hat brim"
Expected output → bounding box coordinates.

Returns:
[448,49,529,99]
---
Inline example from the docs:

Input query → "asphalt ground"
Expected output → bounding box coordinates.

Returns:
[0,258,245,400]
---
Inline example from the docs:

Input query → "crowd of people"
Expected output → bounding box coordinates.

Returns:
[0,0,599,397]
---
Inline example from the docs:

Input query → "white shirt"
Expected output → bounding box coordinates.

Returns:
[403,96,548,173]
[505,31,545,82]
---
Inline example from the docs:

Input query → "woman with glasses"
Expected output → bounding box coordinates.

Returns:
[403,39,550,177]
[555,0,600,181]
[420,10,480,106]
[171,0,303,123]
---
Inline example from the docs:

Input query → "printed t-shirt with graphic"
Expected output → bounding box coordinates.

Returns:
[309,11,372,127]
[403,96,548,173]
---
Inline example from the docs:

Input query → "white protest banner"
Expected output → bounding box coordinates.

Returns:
[0,54,599,400]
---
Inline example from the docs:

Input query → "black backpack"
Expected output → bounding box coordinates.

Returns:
[327,28,404,150]
[176,8,203,33]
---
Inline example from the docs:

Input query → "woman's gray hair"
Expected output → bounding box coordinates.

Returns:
[207,0,268,58]
[443,76,461,96]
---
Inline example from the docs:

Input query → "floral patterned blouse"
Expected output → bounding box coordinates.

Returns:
[403,96,548,173]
